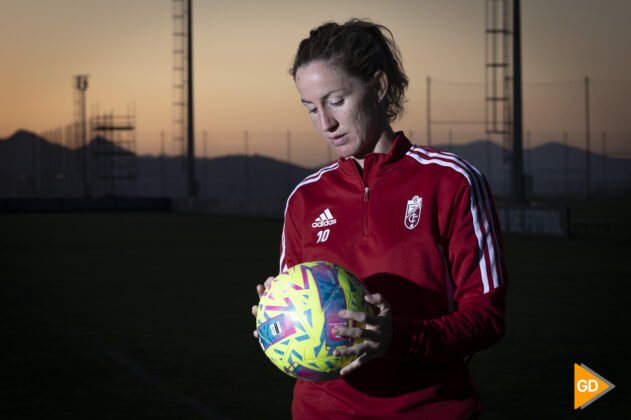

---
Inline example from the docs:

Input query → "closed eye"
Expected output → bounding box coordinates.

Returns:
[329,99,344,107]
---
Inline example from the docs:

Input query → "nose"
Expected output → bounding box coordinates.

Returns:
[317,108,338,133]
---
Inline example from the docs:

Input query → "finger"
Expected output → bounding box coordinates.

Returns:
[257,277,276,297]
[340,360,360,376]
[365,293,391,315]
[253,330,259,338]
[334,342,368,357]
[339,309,384,328]
[251,304,258,317]
[341,310,380,327]
[340,353,371,376]
[365,293,383,304]
[333,326,381,343]
[333,326,363,339]
[336,338,383,358]
[338,309,367,323]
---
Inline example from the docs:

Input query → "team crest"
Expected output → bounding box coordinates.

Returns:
[404,195,422,230]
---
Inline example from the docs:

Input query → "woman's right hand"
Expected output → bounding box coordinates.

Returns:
[252,276,274,338]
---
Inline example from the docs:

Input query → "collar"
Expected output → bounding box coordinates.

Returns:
[339,131,412,178]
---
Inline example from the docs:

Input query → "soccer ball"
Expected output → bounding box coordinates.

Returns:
[256,261,371,381]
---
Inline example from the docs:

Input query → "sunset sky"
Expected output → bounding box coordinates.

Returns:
[1,0,630,166]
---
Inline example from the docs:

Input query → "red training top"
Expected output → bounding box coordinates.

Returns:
[280,132,507,419]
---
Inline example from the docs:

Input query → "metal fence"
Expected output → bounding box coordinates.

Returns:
[2,78,630,200]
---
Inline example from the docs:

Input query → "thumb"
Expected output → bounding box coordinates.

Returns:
[365,293,390,315]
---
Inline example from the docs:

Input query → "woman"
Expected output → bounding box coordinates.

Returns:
[253,19,507,419]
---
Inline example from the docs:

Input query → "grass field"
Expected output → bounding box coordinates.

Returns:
[1,207,630,419]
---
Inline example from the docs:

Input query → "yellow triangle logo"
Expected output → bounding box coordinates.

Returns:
[574,363,615,409]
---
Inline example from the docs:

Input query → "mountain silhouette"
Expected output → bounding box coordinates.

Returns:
[83,135,135,155]
[0,130,313,198]
[1,130,629,198]
[432,139,631,195]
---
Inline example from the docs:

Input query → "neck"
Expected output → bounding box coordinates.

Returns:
[353,125,396,169]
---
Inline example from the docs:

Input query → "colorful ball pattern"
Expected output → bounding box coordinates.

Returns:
[256,261,371,381]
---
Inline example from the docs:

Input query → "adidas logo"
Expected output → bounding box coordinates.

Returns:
[312,208,337,228]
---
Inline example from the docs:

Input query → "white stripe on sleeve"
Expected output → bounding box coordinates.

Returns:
[407,148,502,293]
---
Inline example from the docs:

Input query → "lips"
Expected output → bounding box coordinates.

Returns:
[328,134,347,146]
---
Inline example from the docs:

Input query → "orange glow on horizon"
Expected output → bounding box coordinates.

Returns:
[2,0,631,166]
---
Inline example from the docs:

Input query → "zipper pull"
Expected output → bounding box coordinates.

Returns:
[364,186,369,202]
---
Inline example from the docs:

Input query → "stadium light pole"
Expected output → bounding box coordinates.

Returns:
[74,75,89,198]
[512,0,525,203]
[186,0,198,197]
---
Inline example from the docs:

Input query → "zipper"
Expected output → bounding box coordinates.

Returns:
[363,186,369,236]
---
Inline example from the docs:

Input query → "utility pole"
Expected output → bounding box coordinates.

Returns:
[426,76,432,146]
[584,76,591,198]
[244,130,250,203]
[161,130,166,196]
[286,130,292,195]
[601,130,607,194]
[563,131,569,196]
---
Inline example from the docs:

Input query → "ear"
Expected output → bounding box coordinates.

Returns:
[373,71,389,103]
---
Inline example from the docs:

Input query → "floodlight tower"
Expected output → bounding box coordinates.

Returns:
[173,0,197,197]
[74,74,89,197]
[512,0,524,203]
[485,0,524,202]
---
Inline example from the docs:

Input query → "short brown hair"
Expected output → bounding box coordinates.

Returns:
[290,19,409,122]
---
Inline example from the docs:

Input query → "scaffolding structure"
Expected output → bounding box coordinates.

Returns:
[89,108,137,197]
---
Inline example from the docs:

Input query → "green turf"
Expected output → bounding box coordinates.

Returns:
[1,210,629,419]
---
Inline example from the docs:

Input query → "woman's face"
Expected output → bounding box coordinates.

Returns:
[294,60,385,159]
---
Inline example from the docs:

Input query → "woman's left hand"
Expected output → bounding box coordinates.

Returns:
[332,293,393,376]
